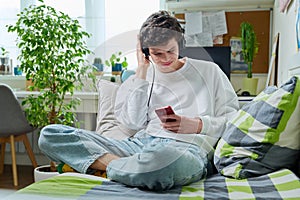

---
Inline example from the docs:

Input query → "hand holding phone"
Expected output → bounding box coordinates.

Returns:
[155,106,176,122]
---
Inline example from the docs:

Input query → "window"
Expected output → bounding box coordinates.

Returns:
[42,0,85,18]
[0,0,20,65]
[103,0,160,69]
[0,0,160,73]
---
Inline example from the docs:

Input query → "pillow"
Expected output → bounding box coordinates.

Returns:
[95,79,136,140]
[121,70,136,83]
[214,75,300,179]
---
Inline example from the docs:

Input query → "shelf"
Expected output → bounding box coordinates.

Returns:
[165,0,275,12]
[238,96,255,101]
[0,75,25,80]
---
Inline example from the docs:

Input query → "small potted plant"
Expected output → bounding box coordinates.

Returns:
[0,47,9,74]
[0,47,9,62]
[240,22,259,95]
[105,51,128,75]
[93,57,104,75]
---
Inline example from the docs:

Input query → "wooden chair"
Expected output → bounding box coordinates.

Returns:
[0,84,37,186]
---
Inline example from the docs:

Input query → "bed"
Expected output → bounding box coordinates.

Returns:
[5,72,300,200]
[4,168,300,200]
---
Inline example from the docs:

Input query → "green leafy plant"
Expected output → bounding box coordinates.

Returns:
[7,0,95,128]
[105,51,128,69]
[0,47,9,66]
[240,22,259,78]
[0,47,9,57]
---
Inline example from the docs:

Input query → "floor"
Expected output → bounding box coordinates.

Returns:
[0,165,34,190]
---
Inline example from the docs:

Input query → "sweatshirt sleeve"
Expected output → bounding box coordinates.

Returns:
[200,66,239,138]
[114,76,150,130]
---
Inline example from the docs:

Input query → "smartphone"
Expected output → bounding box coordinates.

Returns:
[155,106,176,122]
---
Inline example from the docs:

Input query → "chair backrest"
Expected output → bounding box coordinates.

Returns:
[0,84,34,136]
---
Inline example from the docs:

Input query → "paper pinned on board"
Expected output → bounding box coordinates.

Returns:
[185,33,213,47]
[203,11,227,36]
[184,10,227,46]
[185,11,203,35]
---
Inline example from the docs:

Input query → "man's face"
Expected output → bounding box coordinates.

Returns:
[148,38,181,73]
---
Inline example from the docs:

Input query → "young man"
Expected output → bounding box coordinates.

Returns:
[39,11,239,190]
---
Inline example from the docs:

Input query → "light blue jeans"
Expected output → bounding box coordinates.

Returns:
[39,124,211,190]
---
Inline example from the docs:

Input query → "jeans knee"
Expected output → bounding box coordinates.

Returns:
[38,125,53,152]
[107,145,206,190]
[38,124,67,152]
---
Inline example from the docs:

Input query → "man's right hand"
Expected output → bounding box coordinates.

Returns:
[136,35,150,80]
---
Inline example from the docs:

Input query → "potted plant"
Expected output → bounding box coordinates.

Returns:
[240,22,259,95]
[93,57,104,75]
[7,0,95,179]
[0,47,9,62]
[105,51,128,75]
[0,47,9,74]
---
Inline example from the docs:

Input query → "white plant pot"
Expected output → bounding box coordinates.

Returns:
[34,165,59,182]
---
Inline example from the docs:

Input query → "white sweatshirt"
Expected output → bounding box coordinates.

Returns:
[115,57,239,154]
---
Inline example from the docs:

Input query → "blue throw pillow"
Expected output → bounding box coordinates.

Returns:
[121,70,135,83]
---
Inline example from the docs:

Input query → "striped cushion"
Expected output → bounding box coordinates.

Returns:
[214,76,300,179]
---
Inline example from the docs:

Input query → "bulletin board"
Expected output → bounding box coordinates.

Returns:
[175,10,271,74]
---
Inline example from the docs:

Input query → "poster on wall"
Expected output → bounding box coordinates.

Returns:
[230,37,248,73]
[279,0,292,12]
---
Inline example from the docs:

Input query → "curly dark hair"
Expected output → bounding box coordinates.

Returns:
[139,10,185,49]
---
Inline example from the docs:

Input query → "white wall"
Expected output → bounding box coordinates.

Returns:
[273,0,299,84]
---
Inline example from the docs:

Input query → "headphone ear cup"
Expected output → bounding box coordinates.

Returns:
[142,48,150,57]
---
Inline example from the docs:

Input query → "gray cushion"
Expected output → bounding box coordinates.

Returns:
[214,76,300,179]
[95,79,136,140]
